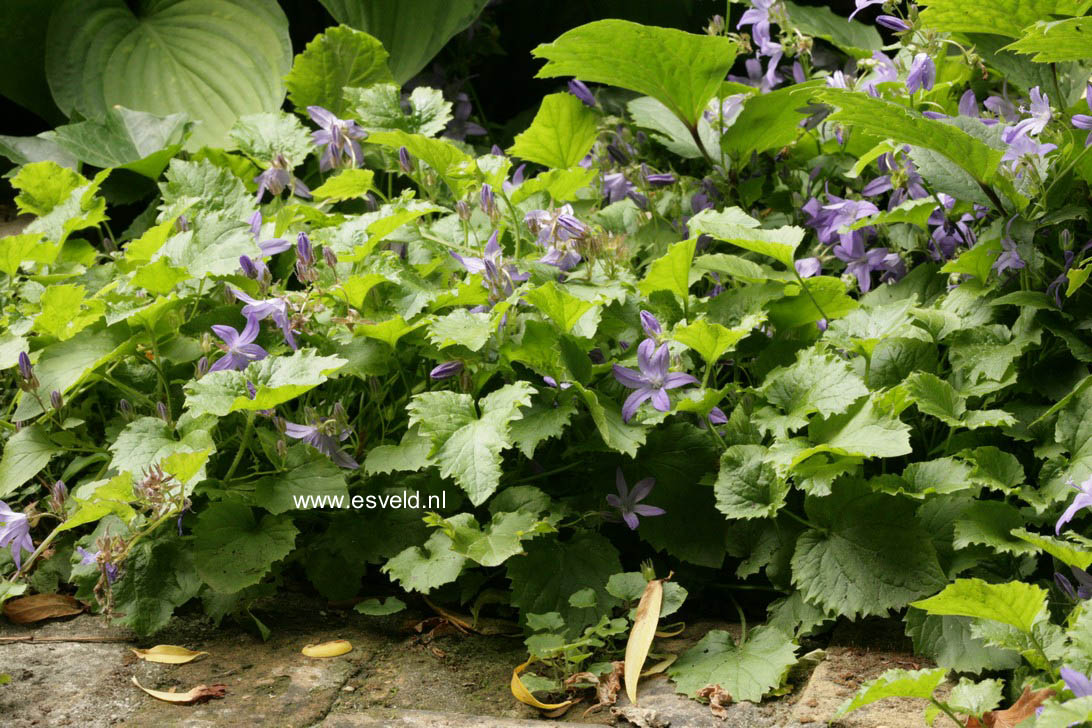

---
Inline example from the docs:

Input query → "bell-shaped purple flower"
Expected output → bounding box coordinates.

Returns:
[208,313,268,372]
[612,339,698,422]
[231,288,297,350]
[876,15,910,32]
[0,500,33,570]
[430,361,464,380]
[1057,475,1092,534]
[307,106,367,171]
[568,79,596,107]
[255,154,311,201]
[285,417,358,469]
[607,469,665,530]
[906,53,935,93]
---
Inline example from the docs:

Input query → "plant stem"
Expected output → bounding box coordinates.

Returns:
[929,698,966,728]
[223,412,256,482]
[792,266,829,322]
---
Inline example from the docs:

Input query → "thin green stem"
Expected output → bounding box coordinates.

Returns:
[783,509,820,531]
[223,412,256,482]
[792,266,829,322]
[929,698,966,728]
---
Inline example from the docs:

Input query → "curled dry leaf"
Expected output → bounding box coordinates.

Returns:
[301,639,353,657]
[3,594,82,624]
[965,686,1055,728]
[131,676,226,704]
[696,684,733,720]
[131,645,208,664]
[565,660,624,717]
[641,654,677,677]
[625,578,663,706]
[511,659,575,711]
[654,622,685,638]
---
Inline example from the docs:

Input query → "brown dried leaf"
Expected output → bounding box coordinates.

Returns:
[625,579,663,706]
[3,594,82,624]
[130,645,208,664]
[967,686,1055,728]
[572,661,625,717]
[697,684,733,720]
[131,677,226,704]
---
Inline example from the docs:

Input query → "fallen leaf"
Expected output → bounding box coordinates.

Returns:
[131,645,208,664]
[641,654,677,677]
[697,684,733,720]
[3,594,82,624]
[966,686,1055,728]
[566,661,624,717]
[610,704,670,728]
[625,578,663,706]
[654,621,685,638]
[511,659,575,711]
[301,640,353,658]
[131,676,226,704]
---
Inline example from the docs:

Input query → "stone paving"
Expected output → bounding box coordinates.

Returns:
[1,597,946,727]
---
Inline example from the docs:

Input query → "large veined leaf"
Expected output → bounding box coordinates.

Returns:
[45,0,292,150]
[918,0,1083,38]
[533,20,738,128]
[507,93,599,170]
[782,1,883,57]
[43,106,191,179]
[319,0,489,85]
[1005,18,1092,62]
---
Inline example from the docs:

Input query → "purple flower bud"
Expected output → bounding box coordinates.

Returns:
[430,361,464,380]
[708,407,728,425]
[480,183,495,217]
[456,200,471,221]
[239,255,259,279]
[118,399,133,418]
[645,173,676,186]
[48,480,67,511]
[490,144,505,156]
[17,352,33,382]
[196,357,209,377]
[876,15,910,32]
[50,390,63,410]
[156,402,170,422]
[707,14,725,35]
[794,257,823,278]
[323,246,338,268]
[640,311,662,338]
[607,144,628,166]
[398,146,413,174]
[907,53,936,93]
[556,214,587,238]
[296,233,314,267]
[568,79,597,107]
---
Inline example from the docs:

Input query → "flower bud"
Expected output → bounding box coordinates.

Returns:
[17,352,34,384]
[429,361,464,380]
[50,390,63,410]
[639,311,662,339]
[48,480,67,512]
[296,232,315,267]
[323,246,338,268]
[876,15,910,32]
[239,255,259,279]
[196,356,209,378]
[276,439,288,459]
[118,399,133,418]
[456,200,471,221]
[156,402,170,423]
[398,146,413,174]
[479,183,496,218]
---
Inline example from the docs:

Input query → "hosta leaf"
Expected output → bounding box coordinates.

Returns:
[668,626,797,701]
[689,208,802,268]
[508,93,598,170]
[44,106,190,179]
[836,668,948,717]
[284,25,393,117]
[193,503,298,593]
[320,0,489,85]
[532,19,738,127]
[910,578,1047,633]
[0,425,62,499]
[46,0,292,149]
[714,445,789,520]
[1005,17,1092,62]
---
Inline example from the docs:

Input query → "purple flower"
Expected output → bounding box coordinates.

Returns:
[209,313,268,372]
[0,500,33,570]
[1005,87,1052,140]
[645,173,676,186]
[993,224,1025,276]
[255,154,311,201]
[542,376,572,390]
[231,288,297,350]
[398,146,413,174]
[480,183,496,218]
[1072,84,1092,146]
[848,0,885,20]
[906,54,935,93]
[1056,567,1092,600]
[606,469,665,530]
[640,311,662,339]
[285,417,358,469]
[430,361,464,380]
[568,79,596,107]
[794,257,822,278]
[804,194,879,246]
[76,546,98,567]
[834,235,899,292]
[248,211,291,256]
[985,94,1019,123]
[452,231,529,303]
[1062,667,1092,698]
[502,164,526,196]
[308,106,367,171]
[525,206,585,271]
[705,95,745,128]
[17,352,32,381]
[1057,475,1092,534]
[875,15,909,31]
[443,92,487,141]
[602,172,635,203]
[1001,128,1057,172]
[612,339,698,422]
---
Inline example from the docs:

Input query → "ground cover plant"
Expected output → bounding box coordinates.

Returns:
[4,0,1092,721]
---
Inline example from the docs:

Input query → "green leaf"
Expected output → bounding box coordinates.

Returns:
[153,212,262,278]
[228,111,313,166]
[46,0,292,149]
[285,25,393,117]
[507,532,622,638]
[439,510,543,567]
[158,159,254,223]
[427,309,494,351]
[11,160,84,217]
[1011,528,1092,570]
[0,234,45,277]
[904,610,1022,674]
[193,503,298,593]
[800,394,913,462]
[130,258,190,295]
[792,483,947,618]
[44,106,190,178]
[532,19,738,127]
[835,668,948,717]
[366,130,472,193]
[721,83,821,159]
[354,596,406,616]
[345,84,452,137]
[111,538,201,635]
[714,445,789,520]
[35,284,105,341]
[319,0,489,85]
[1005,17,1092,61]
[356,316,426,348]
[574,384,649,458]
[638,237,698,301]
[251,451,349,515]
[783,2,883,56]
[761,348,868,433]
[523,280,596,334]
[953,501,1037,555]
[668,626,797,701]
[689,208,803,268]
[108,417,214,485]
[364,426,434,475]
[627,96,719,159]
[0,425,62,499]
[910,578,1047,633]
[811,90,1003,185]
[13,164,109,246]
[1036,697,1092,728]
[508,395,578,459]
[382,513,470,592]
[848,199,939,231]
[673,317,751,364]
[946,677,1004,717]
[407,382,536,505]
[507,93,598,169]
[919,0,1080,38]
[905,371,1015,430]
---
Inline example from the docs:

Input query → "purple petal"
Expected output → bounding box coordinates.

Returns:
[621,388,654,423]
[663,372,698,389]
[650,388,671,412]
[622,511,640,530]
[616,468,629,498]
[612,364,647,389]
[629,477,656,502]
[632,504,666,517]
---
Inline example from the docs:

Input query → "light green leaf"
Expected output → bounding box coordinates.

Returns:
[905,371,1016,430]
[1011,528,1092,569]
[532,19,738,127]
[799,394,913,462]
[835,668,948,717]
[34,284,105,341]
[508,93,598,169]
[721,83,821,159]
[193,503,298,592]
[228,111,313,166]
[366,130,472,193]
[919,0,1080,38]
[1005,17,1092,61]
[158,159,254,223]
[320,0,489,85]
[847,199,939,231]
[1037,697,1092,728]
[46,0,292,149]
[761,348,868,433]
[946,677,1004,717]
[0,425,61,499]
[382,513,470,592]
[440,510,543,567]
[910,578,1047,633]
[673,318,751,364]
[427,309,494,351]
[714,444,788,520]
[153,212,261,278]
[638,237,698,301]
[108,417,214,485]
[627,96,719,159]
[783,2,883,57]
[357,316,426,348]
[668,626,797,701]
[284,24,393,117]
[11,160,85,217]
[44,106,190,178]
[689,208,802,268]
[354,596,406,616]
[345,84,452,137]
[523,280,596,334]
[0,234,47,277]
[905,610,1022,674]
[364,426,434,475]
[130,258,190,295]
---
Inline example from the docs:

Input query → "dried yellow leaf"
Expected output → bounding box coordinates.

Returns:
[301,639,353,657]
[130,645,208,664]
[624,578,663,706]
[641,654,677,677]
[131,676,226,704]
[510,659,575,710]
